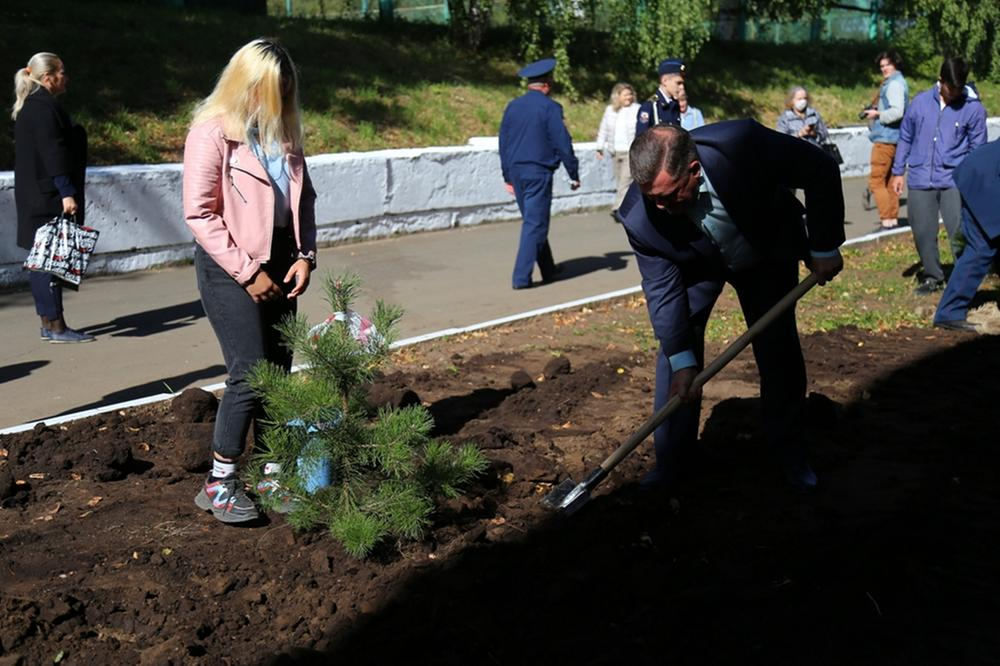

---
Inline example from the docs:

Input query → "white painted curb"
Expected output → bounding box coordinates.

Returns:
[0,228,912,435]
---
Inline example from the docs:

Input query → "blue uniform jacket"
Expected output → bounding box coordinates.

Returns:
[636,90,681,137]
[953,138,1000,240]
[617,119,845,358]
[498,90,579,183]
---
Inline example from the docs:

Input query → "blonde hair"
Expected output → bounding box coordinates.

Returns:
[610,82,636,111]
[784,85,809,110]
[191,38,302,154]
[11,52,61,120]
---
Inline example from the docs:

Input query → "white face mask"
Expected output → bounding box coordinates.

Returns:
[793,99,808,112]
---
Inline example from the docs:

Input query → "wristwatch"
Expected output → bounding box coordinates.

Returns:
[296,250,317,269]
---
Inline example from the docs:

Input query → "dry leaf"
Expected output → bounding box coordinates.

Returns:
[78,511,93,519]
[137,443,151,452]
[0,448,8,458]
[86,496,103,507]
[591,392,604,399]
[500,472,515,484]
[488,516,507,525]
[533,483,553,495]
[70,473,82,481]
[15,480,27,486]
[161,548,173,556]
[127,426,141,433]
[616,368,625,374]
[28,473,45,480]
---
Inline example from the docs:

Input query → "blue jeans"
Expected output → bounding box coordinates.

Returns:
[195,230,296,460]
[27,270,63,319]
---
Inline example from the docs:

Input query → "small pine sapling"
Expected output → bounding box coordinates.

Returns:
[247,272,489,557]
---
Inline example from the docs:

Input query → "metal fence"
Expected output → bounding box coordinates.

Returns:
[267,0,897,42]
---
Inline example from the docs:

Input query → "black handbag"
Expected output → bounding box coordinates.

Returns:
[822,142,844,165]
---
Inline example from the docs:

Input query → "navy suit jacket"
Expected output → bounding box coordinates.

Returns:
[499,89,579,183]
[618,119,845,358]
[953,138,1000,240]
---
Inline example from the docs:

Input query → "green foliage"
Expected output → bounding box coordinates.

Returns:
[605,0,716,71]
[891,0,1000,80]
[247,271,488,558]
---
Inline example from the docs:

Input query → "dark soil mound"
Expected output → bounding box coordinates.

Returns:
[2,327,999,665]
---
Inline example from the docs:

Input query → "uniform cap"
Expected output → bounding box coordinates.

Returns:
[658,58,686,77]
[518,58,557,79]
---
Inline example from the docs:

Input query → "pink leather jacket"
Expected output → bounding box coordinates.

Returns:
[183,118,317,285]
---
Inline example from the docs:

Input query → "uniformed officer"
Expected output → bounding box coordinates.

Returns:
[635,58,686,137]
[499,57,581,290]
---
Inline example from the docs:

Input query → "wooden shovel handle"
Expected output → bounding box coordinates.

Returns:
[598,272,820,474]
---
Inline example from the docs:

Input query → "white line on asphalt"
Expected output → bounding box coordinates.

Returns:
[0,228,908,434]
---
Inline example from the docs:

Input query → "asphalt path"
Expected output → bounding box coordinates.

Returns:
[0,176,903,428]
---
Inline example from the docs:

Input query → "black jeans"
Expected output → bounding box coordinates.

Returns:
[27,270,63,319]
[196,229,296,460]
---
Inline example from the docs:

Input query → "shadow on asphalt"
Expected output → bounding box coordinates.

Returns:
[0,360,49,385]
[84,300,205,338]
[555,251,632,281]
[45,364,226,419]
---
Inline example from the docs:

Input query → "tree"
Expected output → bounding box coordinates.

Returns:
[891,0,1000,80]
[247,272,489,558]
[448,0,494,50]
[605,0,716,72]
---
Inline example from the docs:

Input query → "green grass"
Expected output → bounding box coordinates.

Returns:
[2,0,997,169]
[583,230,998,347]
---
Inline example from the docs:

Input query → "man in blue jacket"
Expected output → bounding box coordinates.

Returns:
[635,58,685,137]
[934,139,1000,332]
[617,121,845,489]
[499,58,580,290]
[890,57,987,295]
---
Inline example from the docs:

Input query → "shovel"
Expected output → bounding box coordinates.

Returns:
[542,272,820,515]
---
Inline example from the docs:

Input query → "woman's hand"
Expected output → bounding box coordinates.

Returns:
[246,269,284,303]
[283,259,312,299]
[62,196,78,216]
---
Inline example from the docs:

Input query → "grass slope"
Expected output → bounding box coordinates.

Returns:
[1,0,996,168]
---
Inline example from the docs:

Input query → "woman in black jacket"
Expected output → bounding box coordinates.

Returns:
[12,52,93,343]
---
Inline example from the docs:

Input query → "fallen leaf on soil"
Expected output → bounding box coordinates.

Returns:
[0,448,7,457]
[86,496,103,507]
[857,341,864,347]
[500,472,515,484]
[591,392,605,399]
[34,503,61,521]
[78,511,92,518]
[127,426,141,432]
[15,479,27,485]
[70,473,82,481]
[98,426,109,432]
[162,548,173,556]
[488,516,506,525]
[29,472,46,479]
[137,442,150,451]
[617,368,625,374]
[534,483,552,495]
[536,374,546,382]
[428,553,437,560]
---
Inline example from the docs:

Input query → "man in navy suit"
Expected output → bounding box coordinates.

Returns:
[934,139,1000,332]
[499,58,581,290]
[617,121,845,489]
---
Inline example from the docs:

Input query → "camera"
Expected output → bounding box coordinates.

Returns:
[858,104,876,120]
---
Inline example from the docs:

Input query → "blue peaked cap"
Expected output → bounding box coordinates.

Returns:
[518,58,557,79]
[658,58,686,76]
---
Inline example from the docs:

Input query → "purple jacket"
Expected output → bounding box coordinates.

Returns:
[891,84,987,190]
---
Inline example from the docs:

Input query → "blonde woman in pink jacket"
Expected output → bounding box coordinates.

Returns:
[184,38,317,524]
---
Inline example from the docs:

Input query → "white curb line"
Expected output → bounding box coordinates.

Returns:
[0,228,909,435]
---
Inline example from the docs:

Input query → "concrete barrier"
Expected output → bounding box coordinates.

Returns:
[2,119,998,286]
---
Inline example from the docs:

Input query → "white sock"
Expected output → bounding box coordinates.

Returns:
[211,458,237,479]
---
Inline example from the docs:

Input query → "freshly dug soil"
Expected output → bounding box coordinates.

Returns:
[2,296,999,665]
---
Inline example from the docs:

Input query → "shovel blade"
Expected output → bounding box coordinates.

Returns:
[541,477,591,515]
